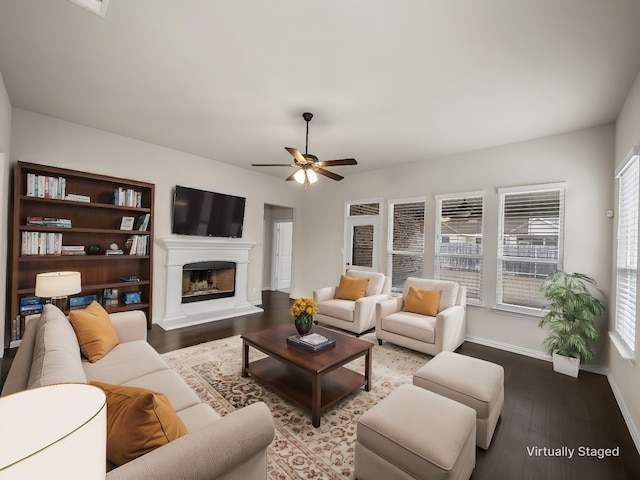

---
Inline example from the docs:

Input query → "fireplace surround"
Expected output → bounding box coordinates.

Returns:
[158,237,262,330]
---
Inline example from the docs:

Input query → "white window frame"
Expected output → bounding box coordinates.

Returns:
[344,199,383,273]
[610,147,638,363]
[496,182,566,316]
[435,191,485,305]
[387,197,426,292]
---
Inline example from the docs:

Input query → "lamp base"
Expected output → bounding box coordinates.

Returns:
[50,296,69,312]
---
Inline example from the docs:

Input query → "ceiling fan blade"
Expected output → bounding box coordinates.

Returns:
[285,147,308,165]
[251,163,297,167]
[285,171,298,181]
[315,168,344,181]
[316,158,358,167]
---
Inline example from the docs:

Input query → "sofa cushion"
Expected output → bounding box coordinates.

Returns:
[121,369,202,412]
[335,275,369,301]
[68,301,119,362]
[28,304,87,388]
[403,278,459,312]
[402,287,442,317]
[347,270,386,296]
[83,341,171,385]
[90,381,188,466]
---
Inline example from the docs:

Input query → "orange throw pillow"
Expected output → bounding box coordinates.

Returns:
[90,381,188,466]
[334,275,369,301]
[68,301,119,362]
[402,287,442,316]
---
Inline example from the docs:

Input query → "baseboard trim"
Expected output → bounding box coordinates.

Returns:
[465,335,552,362]
[607,373,640,455]
[465,335,609,375]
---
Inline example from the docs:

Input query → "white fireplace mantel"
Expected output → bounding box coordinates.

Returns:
[157,236,262,330]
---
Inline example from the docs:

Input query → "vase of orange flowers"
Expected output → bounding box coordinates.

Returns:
[290,297,319,335]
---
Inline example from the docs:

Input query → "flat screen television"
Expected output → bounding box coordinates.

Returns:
[172,185,245,238]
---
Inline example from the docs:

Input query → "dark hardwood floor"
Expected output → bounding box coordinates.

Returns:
[2,290,639,479]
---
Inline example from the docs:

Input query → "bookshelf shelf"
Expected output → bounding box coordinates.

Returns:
[8,161,155,346]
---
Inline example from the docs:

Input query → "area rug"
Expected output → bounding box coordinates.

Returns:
[162,332,430,479]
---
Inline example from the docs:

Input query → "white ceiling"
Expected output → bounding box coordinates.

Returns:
[1,0,640,180]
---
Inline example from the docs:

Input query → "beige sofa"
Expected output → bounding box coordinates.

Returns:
[1,304,274,480]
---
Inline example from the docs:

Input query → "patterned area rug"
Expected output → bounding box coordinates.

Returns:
[162,332,430,479]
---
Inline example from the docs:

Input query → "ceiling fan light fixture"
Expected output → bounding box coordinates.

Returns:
[293,169,306,184]
[307,169,318,184]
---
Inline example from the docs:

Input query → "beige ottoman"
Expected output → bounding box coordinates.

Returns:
[355,384,476,480]
[413,351,504,450]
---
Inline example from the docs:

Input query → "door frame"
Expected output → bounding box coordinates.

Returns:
[344,198,383,273]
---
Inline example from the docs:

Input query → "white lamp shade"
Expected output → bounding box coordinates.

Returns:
[34,271,82,298]
[0,384,107,479]
[307,169,318,184]
[293,168,306,184]
[293,169,318,185]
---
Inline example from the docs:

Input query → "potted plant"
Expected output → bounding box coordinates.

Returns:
[290,297,319,335]
[538,271,605,377]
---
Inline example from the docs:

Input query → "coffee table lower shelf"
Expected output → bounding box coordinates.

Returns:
[246,356,366,424]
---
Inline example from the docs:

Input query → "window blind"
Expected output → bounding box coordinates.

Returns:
[387,200,425,291]
[615,153,638,353]
[435,194,484,304]
[497,184,565,311]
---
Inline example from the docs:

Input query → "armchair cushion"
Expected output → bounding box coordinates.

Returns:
[403,278,459,312]
[317,298,355,322]
[335,275,369,301]
[381,312,436,344]
[69,301,120,362]
[347,269,386,296]
[91,381,188,466]
[402,287,442,317]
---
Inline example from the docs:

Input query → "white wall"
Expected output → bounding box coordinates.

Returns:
[612,68,640,451]
[9,108,303,328]
[295,125,615,362]
[0,72,11,358]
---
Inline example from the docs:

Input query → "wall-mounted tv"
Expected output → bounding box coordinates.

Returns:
[172,185,246,238]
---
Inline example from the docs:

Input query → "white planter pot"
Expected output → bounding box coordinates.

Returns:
[552,352,580,378]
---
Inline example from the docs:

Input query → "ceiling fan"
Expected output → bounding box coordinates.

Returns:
[252,112,357,189]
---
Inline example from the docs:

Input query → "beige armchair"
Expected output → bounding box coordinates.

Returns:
[375,277,466,355]
[313,270,391,335]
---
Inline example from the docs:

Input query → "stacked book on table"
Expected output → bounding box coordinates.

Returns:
[287,332,336,352]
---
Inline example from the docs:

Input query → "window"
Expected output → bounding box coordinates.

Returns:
[435,193,484,304]
[387,199,425,291]
[497,183,565,313]
[612,148,638,359]
[345,199,382,272]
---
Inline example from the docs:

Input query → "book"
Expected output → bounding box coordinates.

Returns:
[287,334,336,352]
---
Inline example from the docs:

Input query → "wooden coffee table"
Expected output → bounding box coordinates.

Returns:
[241,325,373,427]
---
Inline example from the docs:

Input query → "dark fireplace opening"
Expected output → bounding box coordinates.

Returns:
[182,261,236,304]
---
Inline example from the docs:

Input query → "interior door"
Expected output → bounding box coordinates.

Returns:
[275,221,293,291]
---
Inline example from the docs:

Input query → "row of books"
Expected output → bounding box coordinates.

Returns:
[26,174,66,199]
[124,235,150,255]
[21,232,63,255]
[26,217,72,228]
[114,187,143,207]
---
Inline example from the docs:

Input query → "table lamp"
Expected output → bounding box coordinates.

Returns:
[0,383,107,479]
[35,271,82,311]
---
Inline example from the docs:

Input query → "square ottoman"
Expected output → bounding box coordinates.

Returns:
[413,351,504,449]
[355,384,476,480]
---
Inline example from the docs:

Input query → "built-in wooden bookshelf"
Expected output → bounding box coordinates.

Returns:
[8,161,155,347]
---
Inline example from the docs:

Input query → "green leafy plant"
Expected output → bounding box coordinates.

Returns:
[538,271,605,364]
